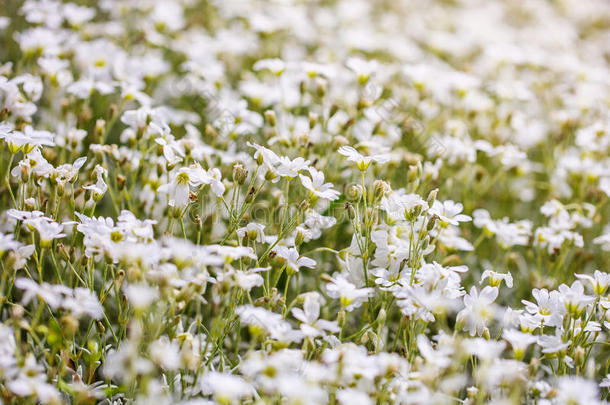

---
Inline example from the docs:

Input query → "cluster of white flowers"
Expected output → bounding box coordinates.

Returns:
[0,0,610,403]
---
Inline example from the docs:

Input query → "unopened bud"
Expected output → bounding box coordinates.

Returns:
[346,202,356,220]
[245,187,256,203]
[308,112,318,129]
[116,174,126,191]
[264,169,278,181]
[346,184,363,203]
[232,163,248,185]
[338,310,346,329]
[329,104,339,118]
[94,119,105,142]
[407,164,419,182]
[295,229,306,247]
[60,315,79,338]
[574,347,585,367]
[205,123,218,138]
[427,188,438,206]
[11,304,24,319]
[373,180,390,203]
[264,110,276,127]
[376,308,386,327]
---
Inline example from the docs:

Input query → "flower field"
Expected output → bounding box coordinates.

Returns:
[0,0,610,403]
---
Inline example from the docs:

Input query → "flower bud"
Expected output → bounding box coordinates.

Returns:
[205,123,218,138]
[574,347,585,368]
[427,188,438,206]
[295,229,306,247]
[329,104,339,118]
[24,198,36,211]
[407,164,420,182]
[376,308,386,328]
[94,119,105,142]
[373,180,390,203]
[116,174,126,191]
[264,169,278,181]
[346,184,363,203]
[11,304,24,319]
[338,310,346,329]
[316,79,327,97]
[60,315,79,338]
[346,202,356,220]
[308,112,318,129]
[333,135,348,148]
[264,110,276,127]
[233,163,248,185]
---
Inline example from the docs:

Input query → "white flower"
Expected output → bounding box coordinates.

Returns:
[2,125,54,153]
[557,281,595,316]
[62,288,104,319]
[83,165,108,201]
[201,372,254,403]
[593,231,610,251]
[417,334,453,368]
[430,200,472,226]
[275,156,310,179]
[337,388,373,405]
[233,267,268,291]
[30,218,66,246]
[253,58,286,75]
[0,232,22,253]
[338,145,389,171]
[12,244,35,270]
[51,156,87,186]
[299,167,340,201]
[236,305,303,342]
[555,376,602,405]
[273,246,316,273]
[236,222,266,243]
[158,164,224,208]
[15,278,69,309]
[346,57,379,84]
[7,354,61,404]
[576,270,610,296]
[480,269,513,288]
[149,337,181,371]
[502,329,536,360]
[291,293,339,337]
[456,286,498,336]
[326,273,373,311]
[522,288,565,328]
[124,284,158,310]
[537,333,570,355]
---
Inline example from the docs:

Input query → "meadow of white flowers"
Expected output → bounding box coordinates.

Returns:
[1,0,610,403]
